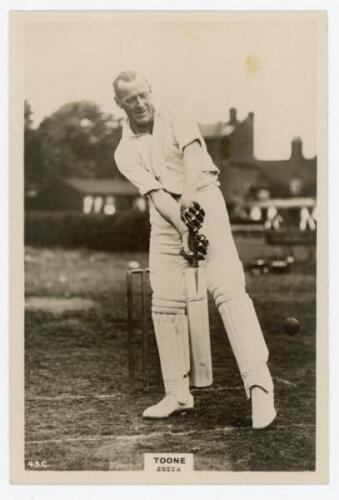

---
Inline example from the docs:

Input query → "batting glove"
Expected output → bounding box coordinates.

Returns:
[181,201,206,233]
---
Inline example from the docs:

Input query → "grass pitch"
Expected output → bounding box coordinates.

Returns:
[24,247,316,471]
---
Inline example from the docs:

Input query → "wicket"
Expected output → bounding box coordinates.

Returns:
[127,268,152,392]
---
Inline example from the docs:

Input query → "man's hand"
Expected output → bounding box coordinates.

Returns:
[180,231,209,263]
[195,233,209,260]
[148,190,208,263]
[180,201,209,263]
[181,201,206,233]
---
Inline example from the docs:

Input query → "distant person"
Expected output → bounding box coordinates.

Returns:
[272,213,284,231]
[113,70,276,429]
[311,205,317,223]
[300,206,316,231]
[264,206,277,230]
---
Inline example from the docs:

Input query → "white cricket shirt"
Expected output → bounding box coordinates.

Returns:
[114,107,220,197]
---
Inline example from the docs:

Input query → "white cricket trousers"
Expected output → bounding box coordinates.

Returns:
[149,184,273,398]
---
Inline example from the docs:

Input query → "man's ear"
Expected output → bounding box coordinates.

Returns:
[114,96,122,109]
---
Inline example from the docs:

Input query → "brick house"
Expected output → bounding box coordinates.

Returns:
[200,108,316,204]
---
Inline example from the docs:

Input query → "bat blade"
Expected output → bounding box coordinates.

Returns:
[185,267,213,388]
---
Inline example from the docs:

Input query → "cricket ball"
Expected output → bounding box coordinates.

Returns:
[284,317,300,336]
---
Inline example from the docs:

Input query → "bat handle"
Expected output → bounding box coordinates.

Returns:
[189,229,199,268]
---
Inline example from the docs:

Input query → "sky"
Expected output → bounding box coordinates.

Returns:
[25,18,317,159]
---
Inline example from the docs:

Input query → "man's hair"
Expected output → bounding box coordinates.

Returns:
[113,70,150,97]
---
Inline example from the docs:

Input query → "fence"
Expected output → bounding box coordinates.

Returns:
[25,210,150,251]
[25,211,316,262]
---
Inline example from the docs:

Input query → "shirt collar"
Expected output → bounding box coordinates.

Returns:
[121,112,159,140]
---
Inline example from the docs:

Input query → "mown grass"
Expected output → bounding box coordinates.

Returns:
[25,247,316,472]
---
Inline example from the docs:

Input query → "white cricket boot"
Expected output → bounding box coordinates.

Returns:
[142,393,194,419]
[143,298,193,419]
[251,386,277,429]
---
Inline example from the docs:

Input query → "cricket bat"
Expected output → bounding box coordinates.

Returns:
[185,230,213,388]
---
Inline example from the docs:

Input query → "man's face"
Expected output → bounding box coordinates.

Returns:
[115,76,154,130]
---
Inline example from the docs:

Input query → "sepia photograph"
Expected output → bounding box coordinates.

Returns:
[9,10,328,484]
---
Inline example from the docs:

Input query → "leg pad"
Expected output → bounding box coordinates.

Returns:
[218,293,273,397]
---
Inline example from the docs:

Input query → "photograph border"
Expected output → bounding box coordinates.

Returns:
[9,9,328,485]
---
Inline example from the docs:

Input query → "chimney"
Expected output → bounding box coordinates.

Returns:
[229,108,238,125]
[248,111,254,121]
[290,137,303,159]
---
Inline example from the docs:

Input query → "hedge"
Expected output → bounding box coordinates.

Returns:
[25,210,150,251]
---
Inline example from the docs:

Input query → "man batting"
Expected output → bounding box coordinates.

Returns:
[113,70,277,429]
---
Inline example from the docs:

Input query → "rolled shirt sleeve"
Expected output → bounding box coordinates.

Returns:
[114,143,163,196]
[170,105,204,152]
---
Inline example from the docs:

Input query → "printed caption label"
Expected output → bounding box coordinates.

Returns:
[144,453,194,473]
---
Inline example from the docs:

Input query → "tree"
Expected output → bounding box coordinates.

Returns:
[24,100,33,130]
[38,101,123,179]
[24,101,44,192]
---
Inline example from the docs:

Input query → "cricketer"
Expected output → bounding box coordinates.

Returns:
[113,70,277,429]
